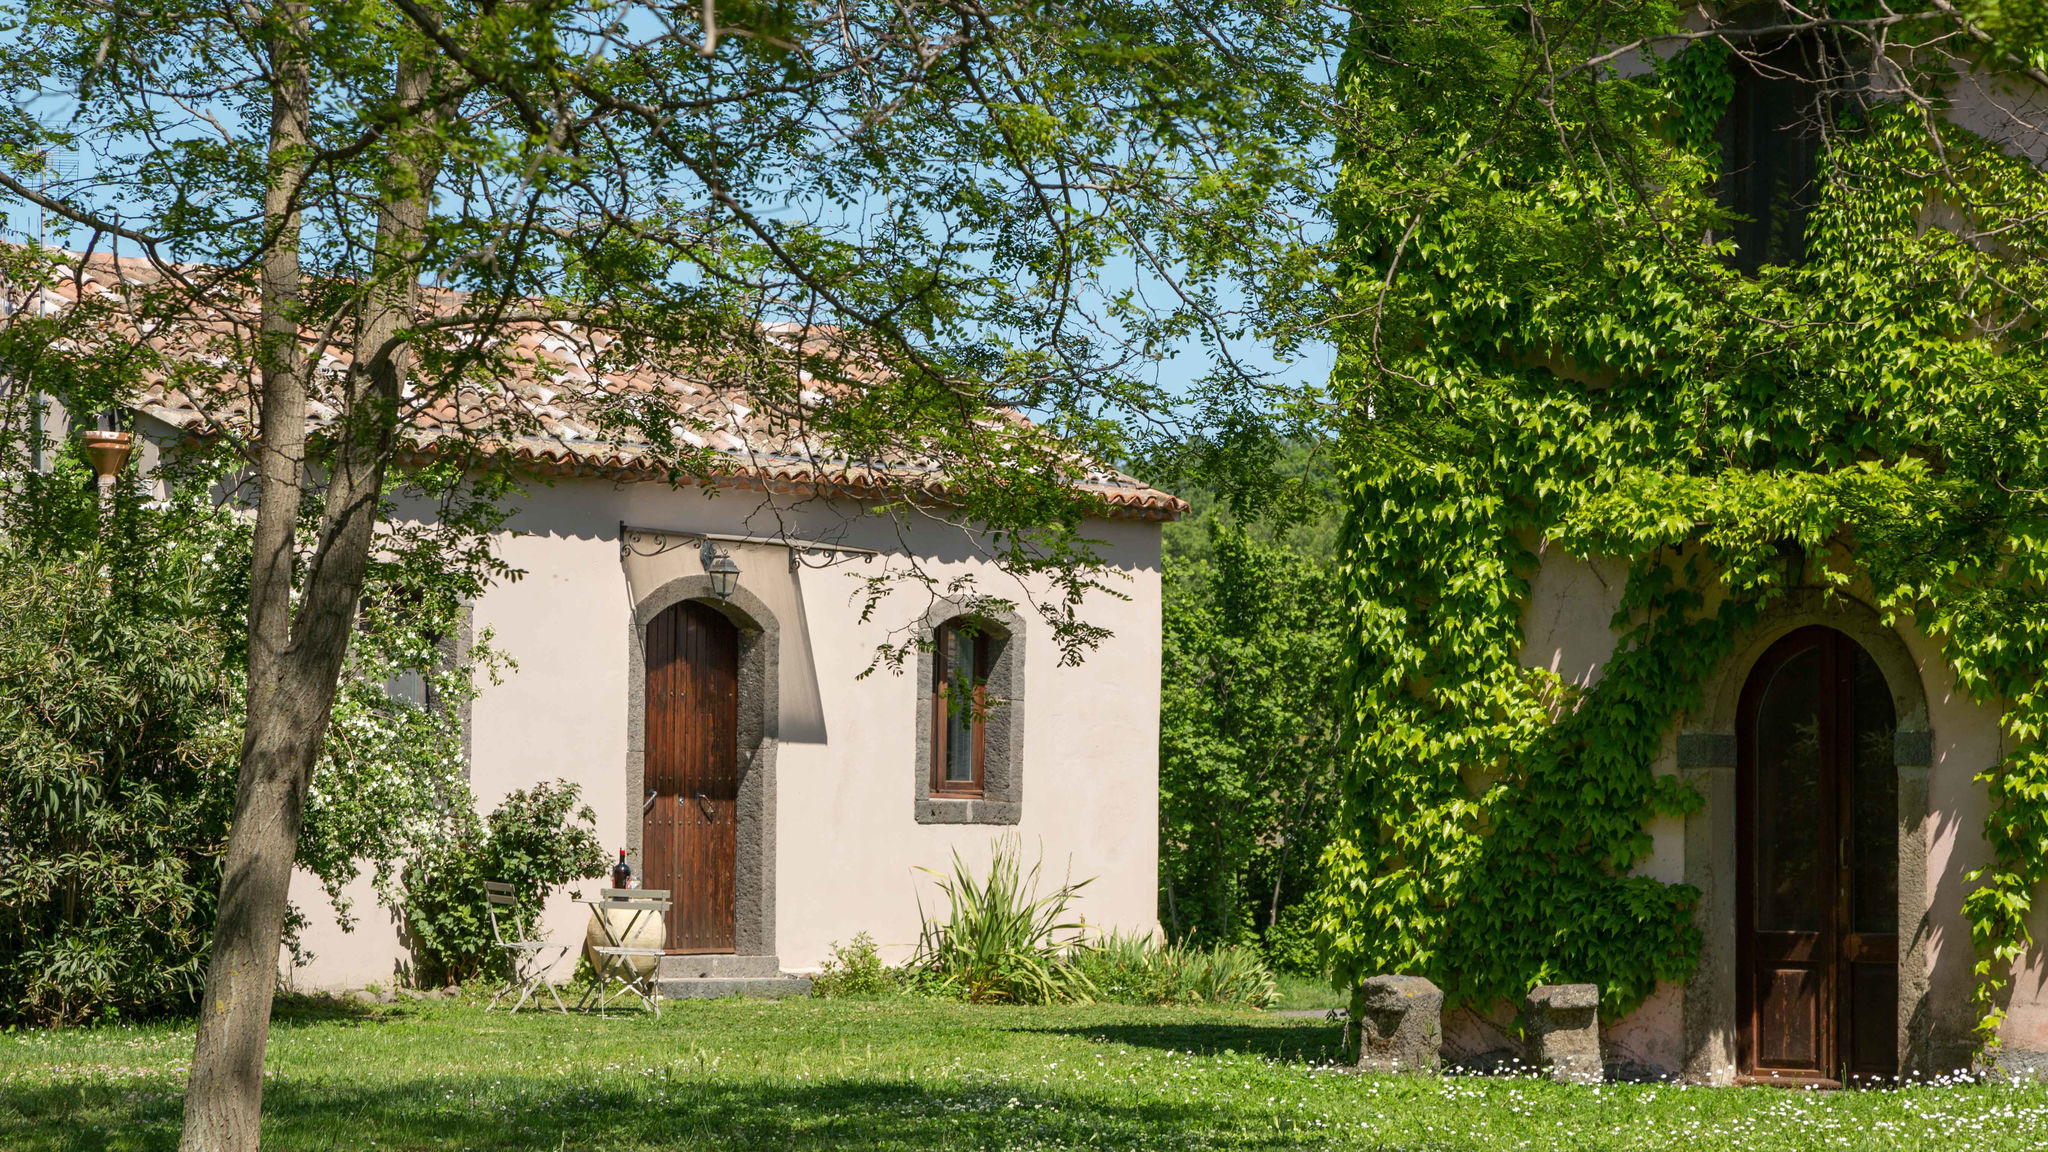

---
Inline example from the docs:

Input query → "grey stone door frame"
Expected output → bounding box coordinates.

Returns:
[1677,589,1935,1082]
[626,576,780,960]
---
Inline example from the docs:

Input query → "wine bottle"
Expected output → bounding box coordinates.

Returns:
[611,849,631,890]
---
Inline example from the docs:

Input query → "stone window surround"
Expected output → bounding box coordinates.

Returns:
[1673,588,1955,1083]
[624,576,780,960]
[913,598,1024,825]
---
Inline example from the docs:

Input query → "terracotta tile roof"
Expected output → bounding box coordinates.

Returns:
[5,252,1186,520]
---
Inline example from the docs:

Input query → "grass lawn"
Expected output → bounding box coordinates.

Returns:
[1270,975,1350,1013]
[4,994,2045,1150]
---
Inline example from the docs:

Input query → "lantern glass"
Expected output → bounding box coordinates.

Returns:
[707,550,741,599]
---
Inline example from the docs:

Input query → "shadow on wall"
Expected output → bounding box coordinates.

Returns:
[282,899,418,998]
[489,482,1166,574]
[1926,780,1996,1070]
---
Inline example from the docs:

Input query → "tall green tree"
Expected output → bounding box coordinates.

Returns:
[0,422,487,1028]
[0,0,1337,1146]
[1160,522,1341,956]
[1155,442,1343,963]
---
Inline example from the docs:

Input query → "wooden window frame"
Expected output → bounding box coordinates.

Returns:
[930,621,989,798]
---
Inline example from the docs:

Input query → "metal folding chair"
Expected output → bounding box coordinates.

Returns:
[483,880,569,1014]
[576,888,670,1016]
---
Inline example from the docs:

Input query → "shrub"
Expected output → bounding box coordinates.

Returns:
[0,437,500,1025]
[1185,943,1278,1009]
[912,836,1096,1004]
[811,932,892,998]
[0,530,239,1025]
[1071,930,1181,1004]
[1258,903,1323,977]
[399,781,608,986]
[1070,930,1279,1009]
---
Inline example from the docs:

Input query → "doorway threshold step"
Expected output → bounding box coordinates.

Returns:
[657,953,782,980]
[657,975,813,1001]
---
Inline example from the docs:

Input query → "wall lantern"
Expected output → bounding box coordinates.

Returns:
[701,541,741,599]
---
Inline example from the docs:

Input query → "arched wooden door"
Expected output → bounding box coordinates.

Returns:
[643,600,739,953]
[1737,626,1898,1084]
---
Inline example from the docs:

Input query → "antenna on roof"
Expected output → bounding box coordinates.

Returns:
[34,148,79,249]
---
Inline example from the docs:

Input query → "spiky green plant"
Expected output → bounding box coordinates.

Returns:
[1184,944,1279,1009]
[914,837,1095,1004]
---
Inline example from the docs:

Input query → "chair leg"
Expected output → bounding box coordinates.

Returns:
[543,947,570,1014]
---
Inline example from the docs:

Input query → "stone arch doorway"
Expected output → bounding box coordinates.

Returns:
[1736,625,1898,1084]
[643,599,740,952]
[626,577,781,967]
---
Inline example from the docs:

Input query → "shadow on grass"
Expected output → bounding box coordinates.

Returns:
[267,993,406,1029]
[0,1074,1336,1152]
[1021,1017,1345,1066]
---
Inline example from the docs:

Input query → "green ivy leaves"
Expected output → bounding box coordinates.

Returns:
[1323,9,2048,1042]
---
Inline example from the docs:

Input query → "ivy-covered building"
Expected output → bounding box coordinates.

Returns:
[1327,7,2048,1082]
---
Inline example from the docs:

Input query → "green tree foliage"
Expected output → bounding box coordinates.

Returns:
[1320,0,2048,1036]
[0,436,492,1026]
[1160,510,1343,965]
[0,457,238,1026]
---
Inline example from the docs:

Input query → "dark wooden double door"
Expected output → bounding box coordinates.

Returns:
[643,600,739,953]
[1738,626,1898,1084]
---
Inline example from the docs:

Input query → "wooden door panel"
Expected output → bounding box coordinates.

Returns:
[1754,934,1824,964]
[1840,934,1896,965]
[642,600,739,953]
[1755,965,1824,1069]
[1846,962,1898,1079]
[1739,627,1899,1083]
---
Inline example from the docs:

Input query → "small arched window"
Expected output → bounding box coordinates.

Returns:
[930,618,991,797]
[914,605,1022,824]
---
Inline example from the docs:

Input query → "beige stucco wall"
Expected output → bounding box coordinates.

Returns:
[1514,542,1687,1074]
[283,478,1162,987]
[1506,542,2036,1077]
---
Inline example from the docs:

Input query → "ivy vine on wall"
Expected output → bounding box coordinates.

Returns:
[1319,1,2048,1043]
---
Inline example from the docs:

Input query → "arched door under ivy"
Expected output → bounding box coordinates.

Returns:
[1737,626,1898,1085]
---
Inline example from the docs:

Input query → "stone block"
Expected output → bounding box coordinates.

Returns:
[1989,1047,2048,1083]
[1525,983,1602,1084]
[1349,975,1443,1075]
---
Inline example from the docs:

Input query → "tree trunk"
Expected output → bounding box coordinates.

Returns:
[1163,868,1181,941]
[180,36,444,1152]
[179,12,312,1148]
